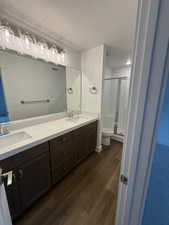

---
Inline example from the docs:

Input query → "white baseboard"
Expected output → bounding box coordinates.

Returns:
[111,134,124,143]
[95,145,102,153]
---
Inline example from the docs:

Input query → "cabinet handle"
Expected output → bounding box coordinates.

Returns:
[63,137,67,142]
[0,169,13,186]
[18,169,23,180]
[13,173,16,183]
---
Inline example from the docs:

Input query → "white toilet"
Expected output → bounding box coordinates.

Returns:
[102,128,114,146]
[102,128,124,146]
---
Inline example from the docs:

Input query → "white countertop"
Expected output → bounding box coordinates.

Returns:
[0,114,98,161]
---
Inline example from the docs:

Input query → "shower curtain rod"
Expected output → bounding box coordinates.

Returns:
[104,76,128,80]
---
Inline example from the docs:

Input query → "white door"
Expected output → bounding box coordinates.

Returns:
[115,0,169,225]
[0,169,13,225]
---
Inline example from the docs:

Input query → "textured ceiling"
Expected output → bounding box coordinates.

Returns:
[0,0,138,52]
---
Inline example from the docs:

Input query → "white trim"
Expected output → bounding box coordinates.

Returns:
[129,1,169,223]
[116,0,169,225]
[115,0,157,224]
[111,135,123,143]
[95,145,102,153]
[116,0,160,223]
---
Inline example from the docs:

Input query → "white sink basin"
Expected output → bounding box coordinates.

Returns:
[65,114,89,122]
[0,131,32,148]
[65,116,80,122]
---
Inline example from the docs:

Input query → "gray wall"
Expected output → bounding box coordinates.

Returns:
[66,67,81,112]
[0,51,67,121]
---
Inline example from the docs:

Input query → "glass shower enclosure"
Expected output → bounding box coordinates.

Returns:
[102,76,130,140]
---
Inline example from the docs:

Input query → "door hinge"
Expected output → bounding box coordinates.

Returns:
[120,174,128,185]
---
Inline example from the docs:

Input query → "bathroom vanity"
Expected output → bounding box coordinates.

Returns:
[0,117,97,220]
[0,36,98,222]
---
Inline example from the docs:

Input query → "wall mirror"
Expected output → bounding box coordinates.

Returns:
[0,50,82,122]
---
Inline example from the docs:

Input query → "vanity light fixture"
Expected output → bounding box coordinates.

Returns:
[126,59,131,66]
[0,19,65,65]
[67,88,73,94]
[0,22,14,49]
[89,86,97,94]
[22,33,34,51]
[5,28,10,40]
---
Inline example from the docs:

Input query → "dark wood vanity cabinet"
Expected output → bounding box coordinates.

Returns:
[18,152,51,209]
[0,142,51,220]
[0,121,97,220]
[50,131,78,184]
[76,122,97,162]
[74,127,87,164]
[86,123,98,155]
[50,121,98,185]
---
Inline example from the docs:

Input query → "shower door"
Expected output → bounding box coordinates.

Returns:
[117,78,130,135]
[103,77,130,136]
[102,78,118,130]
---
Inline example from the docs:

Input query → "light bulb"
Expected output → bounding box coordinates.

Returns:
[126,59,131,66]
[51,48,55,55]
[5,29,10,37]
[4,29,10,43]
[60,52,65,63]
[40,44,44,50]
[50,46,58,56]
[25,37,29,45]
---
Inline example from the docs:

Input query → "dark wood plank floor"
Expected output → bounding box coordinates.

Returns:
[14,141,122,225]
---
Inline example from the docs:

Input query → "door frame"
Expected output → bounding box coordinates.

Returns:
[115,0,169,225]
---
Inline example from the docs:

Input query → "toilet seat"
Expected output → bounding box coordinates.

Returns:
[102,128,114,137]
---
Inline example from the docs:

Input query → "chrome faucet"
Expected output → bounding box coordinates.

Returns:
[67,110,75,118]
[0,123,9,136]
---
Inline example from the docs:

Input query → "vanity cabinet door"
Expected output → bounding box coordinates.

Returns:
[74,128,88,164]
[50,133,76,185]
[0,158,22,220]
[74,122,97,164]
[18,152,51,210]
[86,122,97,154]
[3,169,22,220]
[50,133,72,168]
[1,142,51,220]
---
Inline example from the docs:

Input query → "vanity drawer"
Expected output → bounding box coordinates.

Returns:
[0,158,16,172]
[72,121,97,139]
[50,133,72,145]
[84,121,98,132]
[0,142,49,171]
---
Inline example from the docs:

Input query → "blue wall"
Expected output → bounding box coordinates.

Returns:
[141,75,169,225]
[157,76,169,146]
[0,75,8,122]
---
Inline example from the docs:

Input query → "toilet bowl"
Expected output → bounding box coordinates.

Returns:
[102,128,114,146]
[102,128,124,146]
